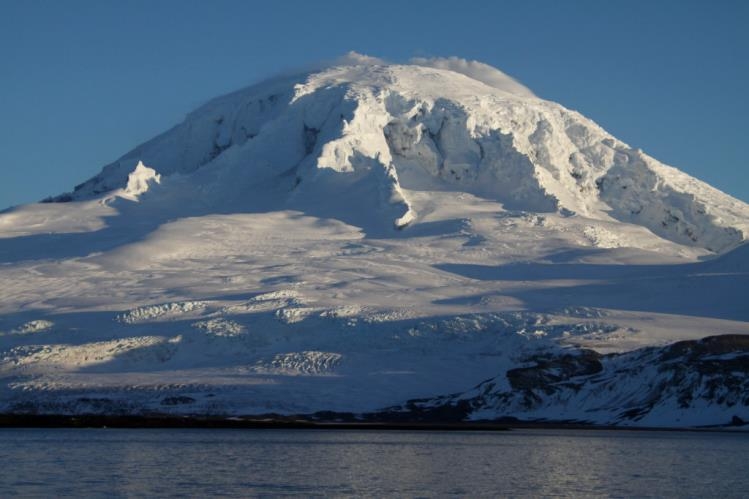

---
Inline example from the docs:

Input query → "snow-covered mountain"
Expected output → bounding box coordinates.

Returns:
[1,53,748,427]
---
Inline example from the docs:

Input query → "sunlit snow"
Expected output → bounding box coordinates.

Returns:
[0,54,747,427]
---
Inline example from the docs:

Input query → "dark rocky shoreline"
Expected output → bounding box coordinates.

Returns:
[0,413,511,431]
[1,413,746,432]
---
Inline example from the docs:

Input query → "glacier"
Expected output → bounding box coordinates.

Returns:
[1,53,747,428]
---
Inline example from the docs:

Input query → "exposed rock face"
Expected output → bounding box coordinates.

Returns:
[387,335,749,427]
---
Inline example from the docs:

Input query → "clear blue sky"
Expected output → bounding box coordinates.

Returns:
[1,0,748,207]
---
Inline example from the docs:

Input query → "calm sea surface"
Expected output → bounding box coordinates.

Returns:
[0,428,747,498]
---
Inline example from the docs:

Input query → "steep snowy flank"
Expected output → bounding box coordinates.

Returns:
[51,54,748,251]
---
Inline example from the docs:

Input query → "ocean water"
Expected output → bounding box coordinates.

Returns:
[0,428,747,498]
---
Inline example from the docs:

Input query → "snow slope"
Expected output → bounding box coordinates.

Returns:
[54,53,748,251]
[1,54,748,427]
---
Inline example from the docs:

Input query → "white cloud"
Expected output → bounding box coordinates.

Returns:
[409,56,535,97]
[268,53,534,99]
[334,51,388,66]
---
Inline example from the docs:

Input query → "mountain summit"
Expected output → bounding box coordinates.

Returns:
[57,53,747,251]
[2,54,748,427]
